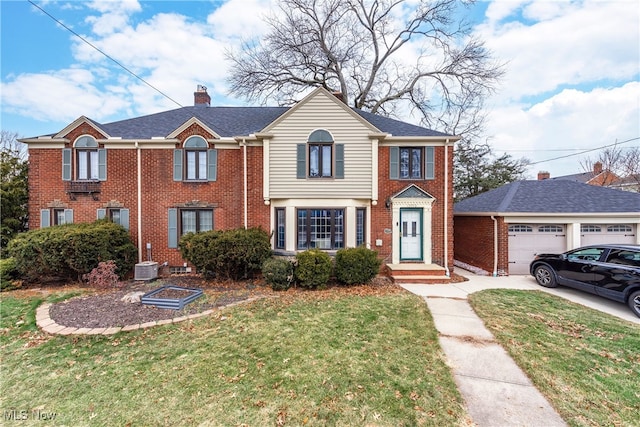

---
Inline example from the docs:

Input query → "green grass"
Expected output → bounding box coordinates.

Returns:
[469,289,640,427]
[1,290,467,426]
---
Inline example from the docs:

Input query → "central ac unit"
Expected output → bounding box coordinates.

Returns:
[135,261,158,281]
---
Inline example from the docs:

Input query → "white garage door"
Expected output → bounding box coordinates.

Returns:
[508,224,566,275]
[580,224,636,246]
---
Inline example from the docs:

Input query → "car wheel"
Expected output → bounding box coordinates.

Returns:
[628,291,640,318]
[534,265,558,288]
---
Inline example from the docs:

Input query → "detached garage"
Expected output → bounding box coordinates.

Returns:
[454,180,640,275]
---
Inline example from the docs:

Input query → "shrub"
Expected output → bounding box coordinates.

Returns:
[262,257,295,291]
[0,257,19,290]
[179,227,272,280]
[82,260,122,289]
[7,220,137,282]
[335,246,382,285]
[295,249,332,289]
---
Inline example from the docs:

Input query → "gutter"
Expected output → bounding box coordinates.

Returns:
[491,215,498,276]
[136,141,143,263]
[242,138,248,229]
[444,139,450,276]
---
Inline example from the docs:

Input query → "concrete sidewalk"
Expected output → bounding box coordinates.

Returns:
[402,269,640,426]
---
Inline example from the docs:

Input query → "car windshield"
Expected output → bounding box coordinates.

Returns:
[566,247,605,262]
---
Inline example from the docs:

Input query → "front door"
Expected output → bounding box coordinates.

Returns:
[400,209,422,260]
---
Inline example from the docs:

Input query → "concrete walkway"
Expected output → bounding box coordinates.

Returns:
[401,269,639,427]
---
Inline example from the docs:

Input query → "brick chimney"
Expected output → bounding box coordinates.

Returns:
[194,85,210,107]
[537,171,550,180]
[593,161,603,174]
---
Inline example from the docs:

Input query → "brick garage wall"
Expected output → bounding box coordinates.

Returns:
[374,145,455,268]
[453,215,510,275]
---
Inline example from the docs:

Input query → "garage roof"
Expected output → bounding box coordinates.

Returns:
[454,180,640,214]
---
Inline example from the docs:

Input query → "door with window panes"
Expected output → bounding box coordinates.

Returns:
[400,209,422,260]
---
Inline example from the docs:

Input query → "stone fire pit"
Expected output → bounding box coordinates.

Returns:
[141,285,204,310]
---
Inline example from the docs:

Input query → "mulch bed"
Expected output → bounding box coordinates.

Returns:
[41,272,466,330]
[48,277,255,329]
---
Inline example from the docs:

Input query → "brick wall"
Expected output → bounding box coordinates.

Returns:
[374,145,455,268]
[453,215,510,274]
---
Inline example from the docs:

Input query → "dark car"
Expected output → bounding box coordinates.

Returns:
[530,244,640,318]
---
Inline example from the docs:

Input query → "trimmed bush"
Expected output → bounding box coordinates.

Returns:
[335,246,382,285]
[0,257,19,290]
[262,257,295,291]
[295,249,332,289]
[179,227,272,280]
[7,220,137,282]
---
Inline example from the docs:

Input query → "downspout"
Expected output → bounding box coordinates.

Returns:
[243,139,248,229]
[444,140,450,276]
[491,215,498,276]
[136,141,143,263]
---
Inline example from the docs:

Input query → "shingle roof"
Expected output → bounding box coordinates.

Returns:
[65,104,452,140]
[454,180,640,214]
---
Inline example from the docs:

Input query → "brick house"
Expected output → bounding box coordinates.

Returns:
[21,87,459,282]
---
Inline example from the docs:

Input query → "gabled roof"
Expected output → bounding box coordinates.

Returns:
[454,180,640,214]
[25,88,455,141]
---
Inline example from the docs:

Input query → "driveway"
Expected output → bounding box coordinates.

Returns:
[402,268,640,324]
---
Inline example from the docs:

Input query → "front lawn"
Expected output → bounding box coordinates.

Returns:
[469,289,640,427]
[1,287,467,426]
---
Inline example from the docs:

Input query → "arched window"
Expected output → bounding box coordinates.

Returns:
[308,130,334,178]
[184,136,208,180]
[74,136,99,180]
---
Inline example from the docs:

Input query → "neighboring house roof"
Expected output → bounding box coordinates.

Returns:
[454,180,640,214]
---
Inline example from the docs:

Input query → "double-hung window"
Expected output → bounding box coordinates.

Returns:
[40,208,73,228]
[173,136,218,181]
[297,130,344,179]
[168,207,214,248]
[97,208,130,230]
[297,208,344,250]
[62,136,106,181]
[390,146,434,180]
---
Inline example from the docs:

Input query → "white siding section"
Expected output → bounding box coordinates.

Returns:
[268,95,374,199]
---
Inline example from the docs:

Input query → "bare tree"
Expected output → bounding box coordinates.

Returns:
[226,0,503,133]
[580,143,640,190]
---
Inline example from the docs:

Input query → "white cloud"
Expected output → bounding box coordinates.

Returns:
[0,69,128,123]
[487,81,640,178]
[477,0,640,102]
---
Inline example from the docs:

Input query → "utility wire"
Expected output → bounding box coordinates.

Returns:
[27,0,184,109]
[528,136,639,166]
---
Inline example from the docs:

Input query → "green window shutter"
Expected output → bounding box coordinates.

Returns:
[98,149,107,181]
[389,146,399,179]
[168,208,178,248]
[97,209,106,220]
[173,149,183,181]
[40,209,50,228]
[120,209,130,231]
[62,148,72,181]
[425,146,434,180]
[335,144,344,179]
[64,209,74,224]
[296,144,306,179]
[208,149,217,181]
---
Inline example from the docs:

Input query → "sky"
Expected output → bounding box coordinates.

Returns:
[1,0,639,179]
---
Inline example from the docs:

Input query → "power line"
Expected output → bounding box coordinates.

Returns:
[527,136,640,166]
[27,0,184,109]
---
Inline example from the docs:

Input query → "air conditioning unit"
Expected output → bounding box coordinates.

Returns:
[135,261,158,281]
